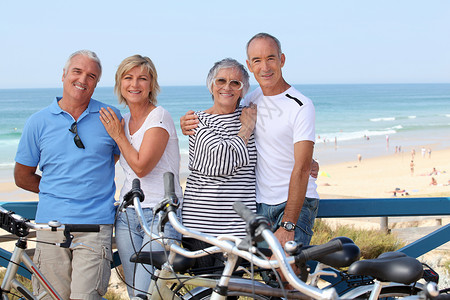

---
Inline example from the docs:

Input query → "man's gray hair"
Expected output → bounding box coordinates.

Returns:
[246,32,282,58]
[206,58,250,98]
[63,50,102,82]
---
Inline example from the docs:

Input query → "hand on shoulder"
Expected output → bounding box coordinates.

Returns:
[180,110,199,136]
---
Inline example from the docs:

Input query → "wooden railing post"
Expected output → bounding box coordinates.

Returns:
[380,216,389,233]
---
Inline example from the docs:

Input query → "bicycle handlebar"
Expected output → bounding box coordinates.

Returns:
[295,239,343,265]
[64,224,100,232]
[163,172,178,204]
[0,205,100,236]
[233,200,256,223]
[121,178,145,211]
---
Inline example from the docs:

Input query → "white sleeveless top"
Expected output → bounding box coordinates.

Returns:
[118,106,183,208]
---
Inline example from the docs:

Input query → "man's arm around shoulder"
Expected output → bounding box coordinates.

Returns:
[180,110,199,136]
[14,162,40,193]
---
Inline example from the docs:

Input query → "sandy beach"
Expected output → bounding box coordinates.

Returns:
[316,147,450,199]
[1,147,449,205]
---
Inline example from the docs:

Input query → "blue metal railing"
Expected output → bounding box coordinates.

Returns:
[1,197,449,280]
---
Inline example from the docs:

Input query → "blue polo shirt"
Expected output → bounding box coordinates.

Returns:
[15,97,121,224]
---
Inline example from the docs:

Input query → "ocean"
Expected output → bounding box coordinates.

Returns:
[1,84,449,175]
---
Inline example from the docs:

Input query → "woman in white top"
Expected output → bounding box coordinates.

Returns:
[99,55,182,297]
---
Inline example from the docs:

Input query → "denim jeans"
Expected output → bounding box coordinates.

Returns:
[115,207,181,297]
[256,197,319,246]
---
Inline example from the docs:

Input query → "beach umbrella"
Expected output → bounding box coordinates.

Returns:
[319,171,331,178]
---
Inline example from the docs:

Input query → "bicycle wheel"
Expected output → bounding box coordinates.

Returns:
[182,286,280,300]
[342,284,423,299]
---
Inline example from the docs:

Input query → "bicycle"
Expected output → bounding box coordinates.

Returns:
[122,172,443,300]
[120,173,344,299]
[0,206,100,300]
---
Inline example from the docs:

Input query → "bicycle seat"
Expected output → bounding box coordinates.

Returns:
[348,251,424,284]
[130,251,195,273]
[314,236,361,268]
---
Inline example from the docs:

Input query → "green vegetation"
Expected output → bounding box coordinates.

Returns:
[444,259,450,274]
[104,289,125,300]
[0,268,33,300]
[311,219,405,259]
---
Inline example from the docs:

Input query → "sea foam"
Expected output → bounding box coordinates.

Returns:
[370,117,395,122]
[316,128,396,143]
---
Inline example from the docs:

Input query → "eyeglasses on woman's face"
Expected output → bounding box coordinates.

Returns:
[69,122,85,149]
[213,78,244,91]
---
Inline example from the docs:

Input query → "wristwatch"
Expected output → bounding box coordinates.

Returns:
[280,221,296,232]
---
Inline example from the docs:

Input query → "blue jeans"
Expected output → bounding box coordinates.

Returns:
[115,207,181,297]
[256,197,319,246]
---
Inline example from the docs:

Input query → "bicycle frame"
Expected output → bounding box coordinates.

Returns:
[1,237,62,300]
[124,174,438,300]
[130,193,338,300]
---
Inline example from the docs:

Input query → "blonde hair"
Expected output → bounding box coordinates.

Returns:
[114,55,160,105]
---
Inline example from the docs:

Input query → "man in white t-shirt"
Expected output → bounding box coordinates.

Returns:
[242,33,318,248]
[181,33,319,248]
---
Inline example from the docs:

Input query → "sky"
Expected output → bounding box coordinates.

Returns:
[1,0,449,89]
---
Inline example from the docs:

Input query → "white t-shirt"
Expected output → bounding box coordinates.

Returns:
[243,86,319,205]
[119,106,183,208]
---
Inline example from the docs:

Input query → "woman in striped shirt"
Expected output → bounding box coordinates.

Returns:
[182,58,257,268]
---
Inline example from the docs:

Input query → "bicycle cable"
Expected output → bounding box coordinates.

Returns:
[255,247,289,299]
[0,253,32,275]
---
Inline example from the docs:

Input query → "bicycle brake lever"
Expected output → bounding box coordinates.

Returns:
[58,228,74,248]
[153,198,171,215]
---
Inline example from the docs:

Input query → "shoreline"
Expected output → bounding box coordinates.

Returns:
[2,147,448,202]
[1,124,449,201]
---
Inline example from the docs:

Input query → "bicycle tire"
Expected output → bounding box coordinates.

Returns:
[182,286,280,300]
[341,284,423,299]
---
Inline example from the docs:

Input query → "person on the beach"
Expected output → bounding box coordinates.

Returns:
[99,55,183,297]
[14,50,120,300]
[410,160,415,176]
[181,33,319,249]
[429,167,439,176]
[181,58,257,268]
[430,177,437,186]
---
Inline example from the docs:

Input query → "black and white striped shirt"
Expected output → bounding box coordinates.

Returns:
[182,107,257,238]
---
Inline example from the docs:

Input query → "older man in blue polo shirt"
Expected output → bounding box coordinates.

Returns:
[14,50,121,300]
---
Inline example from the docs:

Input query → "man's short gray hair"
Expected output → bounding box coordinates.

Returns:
[63,50,102,82]
[246,32,282,58]
[206,58,250,99]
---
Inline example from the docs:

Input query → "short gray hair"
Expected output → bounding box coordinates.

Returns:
[63,50,102,82]
[206,58,250,100]
[246,32,282,58]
